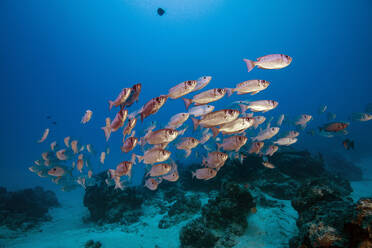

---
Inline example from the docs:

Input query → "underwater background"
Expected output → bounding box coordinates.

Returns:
[1,0,372,248]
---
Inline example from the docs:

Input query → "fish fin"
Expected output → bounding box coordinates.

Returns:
[140,112,144,122]
[211,127,219,138]
[236,91,247,95]
[191,171,196,179]
[239,104,249,114]
[185,149,191,158]
[191,117,200,131]
[202,157,207,166]
[130,153,137,164]
[108,100,114,111]
[136,155,143,163]
[216,143,222,151]
[182,98,193,110]
[178,127,187,136]
[243,59,256,72]
[250,91,259,95]
[225,88,234,97]
[101,126,111,142]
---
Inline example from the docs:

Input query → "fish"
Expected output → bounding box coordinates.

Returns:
[70,140,78,154]
[135,148,171,164]
[239,100,278,113]
[48,166,68,177]
[200,131,213,144]
[216,135,247,152]
[252,127,280,141]
[211,117,254,137]
[88,170,93,178]
[261,145,278,156]
[37,128,49,143]
[145,177,161,190]
[168,80,197,99]
[283,130,300,138]
[111,161,133,178]
[157,8,165,16]
[122,118,137,139]
[350,112,372,122]
[273,137,298,146]
[262,161,275,169]
[106,147,110,155]
[64,136,70,147]
[188,105,215,117]
[50,141,57,151]
[176,137,200,157]
[191,109,240,130]
[183,88,226,110]
[121,137,138,153]
[162,161,179,182]
[146,163,172,177]
[143,128,179,146]
[56,149,68,160]
[226,80,270,96]
[202,151,228,169]
[100,152,106,164]
[110,108,128,132]
[248,142,264,154]
[243,54,292,72]
[108,88,132,111]
[192,168,217,180]
[140,95,168,122]
[277,114,285,126]
[121,83,142,108]
[101,117,112,142]
[79,146,85,152]
[166,113,189,129]
[318,105,327,114]
[252,116,266,129]
[77,154,84,172]
[81,110,93,124]
[342,139,354,150]
[326,112,336,121]
[77,177,86,189]
[294,114,312,129]
[319,122,349,132]
[86,144,94,153]
[193,76,212,92]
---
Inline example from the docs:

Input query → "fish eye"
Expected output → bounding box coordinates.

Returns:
[228,110,233,114]
[217,89,222,93]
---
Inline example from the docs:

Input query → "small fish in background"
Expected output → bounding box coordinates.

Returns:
[37,128,49,143]
[121,137,138,153]
[145,177,162,190]
[326,112,337,121]
[243,54,292,72]
[202,151,228,169]
[216,135,247,152]
[252,116,266,129]
[192,168,217,180]
[81,110,93,124]
[110,108,128,132]
[319,122,349,132]
[252,127,280,141]
[48,166,67,177]
[123,118,137,139]
[101,117,111,142]
[88,170,93,179]
[64,136,70,147]
[140,95,168,122]
[146,163,172,177]
[318,104,327,114]
[342,139,354,150]
[261,145,278,157]
[211,116,254,137]
[277,114,285,126]
[121,83,142,108]
[193,76,212,92]
[273,137,298,146]
[50,141,57,151]
[284,130,300,138]
[157,7,165,16]
[188,105,215,117]
[176,137,200,158]
[183,88,226,110]
[166,113,189,129]
[350,112,372,122]
[200,131,213,144]
[108,88,132,111]
[100,152,106,164]
[262,161,275,169]
[56,149,68,160]
[135,148,171,165]
[77,154,84,173]
[294,114,312,129]
[239,100,278,113]
[168,80,197,99]
[226,79,270,96]
[71,140,78,154]
[248,142,264,154]
[143,128,179,146]
[365,103,372,113]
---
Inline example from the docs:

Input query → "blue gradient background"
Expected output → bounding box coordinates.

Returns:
[1,0,371,190]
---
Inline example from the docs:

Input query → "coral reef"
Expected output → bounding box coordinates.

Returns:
[0,186,59,230]
[83,172,144,225]
[179,218,218,248]
[84,240,102,248]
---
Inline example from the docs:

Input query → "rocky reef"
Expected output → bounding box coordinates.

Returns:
[0,186,59,231]
[179,182,256,248]
[324,153,363,181]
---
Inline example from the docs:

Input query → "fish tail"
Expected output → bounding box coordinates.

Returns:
[216,143,222,151]
[225,88,234,97]
[243,58,256,72]
[191,171,196,179]
[239,104,249,114]
[108,100,114,111]
[185,149,191,158]
[191,117,200,131]
[131,153,137,164]
[182,98,193,110]
[101,126,111,142]
[136,155,144,163]
[211,127,219,138]
[179,127,187,136]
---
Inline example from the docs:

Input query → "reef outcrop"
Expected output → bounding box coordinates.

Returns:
[0,186,59,230]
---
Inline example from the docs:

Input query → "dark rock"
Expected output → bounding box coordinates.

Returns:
[179,218,218,248]
[324,153,363,181]
[158,194,201,229]
[85,239,102,248]
[83,172,144,225]
[0,186,59,231]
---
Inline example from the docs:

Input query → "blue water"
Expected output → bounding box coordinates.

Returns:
[1,0,371,197]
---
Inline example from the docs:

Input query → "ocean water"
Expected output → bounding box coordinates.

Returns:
[1,0,372,247]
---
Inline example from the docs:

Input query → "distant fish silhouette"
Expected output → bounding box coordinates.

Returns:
[46,115,52,119]
[52,121,57,125]
[157,8,165,16]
